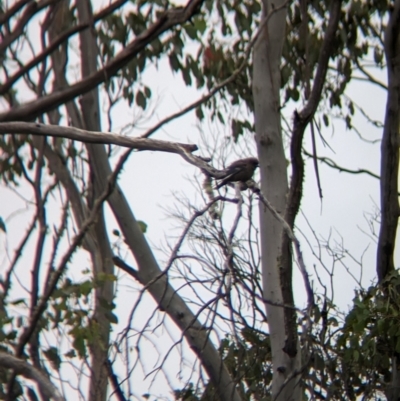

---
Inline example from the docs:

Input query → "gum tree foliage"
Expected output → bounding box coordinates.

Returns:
[0,0,399,400]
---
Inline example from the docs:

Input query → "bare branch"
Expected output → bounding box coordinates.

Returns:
[0,0,30,26]
[252,185,314,309]
[0,122,197,153]
[287,0,342,228]
[106,359,128,401]
[303,150,380,179]
[0,0,59,54]
[299,0,342,124]
[15,145,128,356]
[0,353,64,401]
[353,57,388,91]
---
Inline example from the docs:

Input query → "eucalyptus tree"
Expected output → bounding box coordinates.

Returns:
[0,0,398,400]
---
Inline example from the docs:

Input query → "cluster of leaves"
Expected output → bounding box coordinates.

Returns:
[0,135,31,185]
[97,0,391,144]
[45,274,117,361]
[98,1,195,109]
[0,273,117,396]
[297,275,400,400]
[175,328,272,401]
[0,296,35,398]
[175,274,400,401]
[334,273,400,398]
[94,0,260,140]
[284,0,389,130]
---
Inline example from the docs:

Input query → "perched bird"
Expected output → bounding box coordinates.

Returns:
[216,157,259,189]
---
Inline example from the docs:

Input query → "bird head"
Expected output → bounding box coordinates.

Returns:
[247,157,259,169]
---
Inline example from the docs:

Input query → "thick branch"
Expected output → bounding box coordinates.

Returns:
[0,123,249,182]
[280,0,341,359]
[0,353,64,401]
[285,0,342,234]
[376,0,400,282]
[298,0,342,125]
[77,1,114,399]
[0,122,197,153]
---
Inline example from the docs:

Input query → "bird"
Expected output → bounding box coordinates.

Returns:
[215,157,259,189]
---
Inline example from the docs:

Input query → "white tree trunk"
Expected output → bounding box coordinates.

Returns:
[252,1,302,400]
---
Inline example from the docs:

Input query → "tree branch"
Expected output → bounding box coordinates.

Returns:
[0,122,197,153]
[280,0,341,359]
[0,0,58,54]
[140,1,288,139]
[0,0,30,26]
[251,185,314,309]
[0,353,64,401]
[0,0,129,95]
[376,0,400,282]
[0,0,205,122]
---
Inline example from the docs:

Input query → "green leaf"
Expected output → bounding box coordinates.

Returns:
[136,90,147,109]
[373,47,383,65]
[292,88,300,101]
[65,349,76,358]
[79,280,93,296]
[345,115,352,129]
[137,220,147,233]
[144,86,151,98]
[194,18,206,34]
[43,347,61,370]
[349,101,355,115]
[106,311,118,324]
[184,24,197,40]
[196,106,204,120]
[11,298,26,306]
[181,68,192,86]
[169,54,180,72]
[72,334,86,358]
[0,217,6,233]
[97,273,117,284]
[137,55,146,72]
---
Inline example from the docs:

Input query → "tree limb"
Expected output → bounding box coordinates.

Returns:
[0,0,205,122]
[0,122,197,153]
[0,0,129,95]
[0,353,64,401]
[0,0,58,54]
[280,0,341,359]
[376,0,400,282]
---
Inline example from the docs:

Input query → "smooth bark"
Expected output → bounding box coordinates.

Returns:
[252,1,302,400]
[76,2,115,400]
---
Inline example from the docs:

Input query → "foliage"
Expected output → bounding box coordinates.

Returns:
[175,329,272,401]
